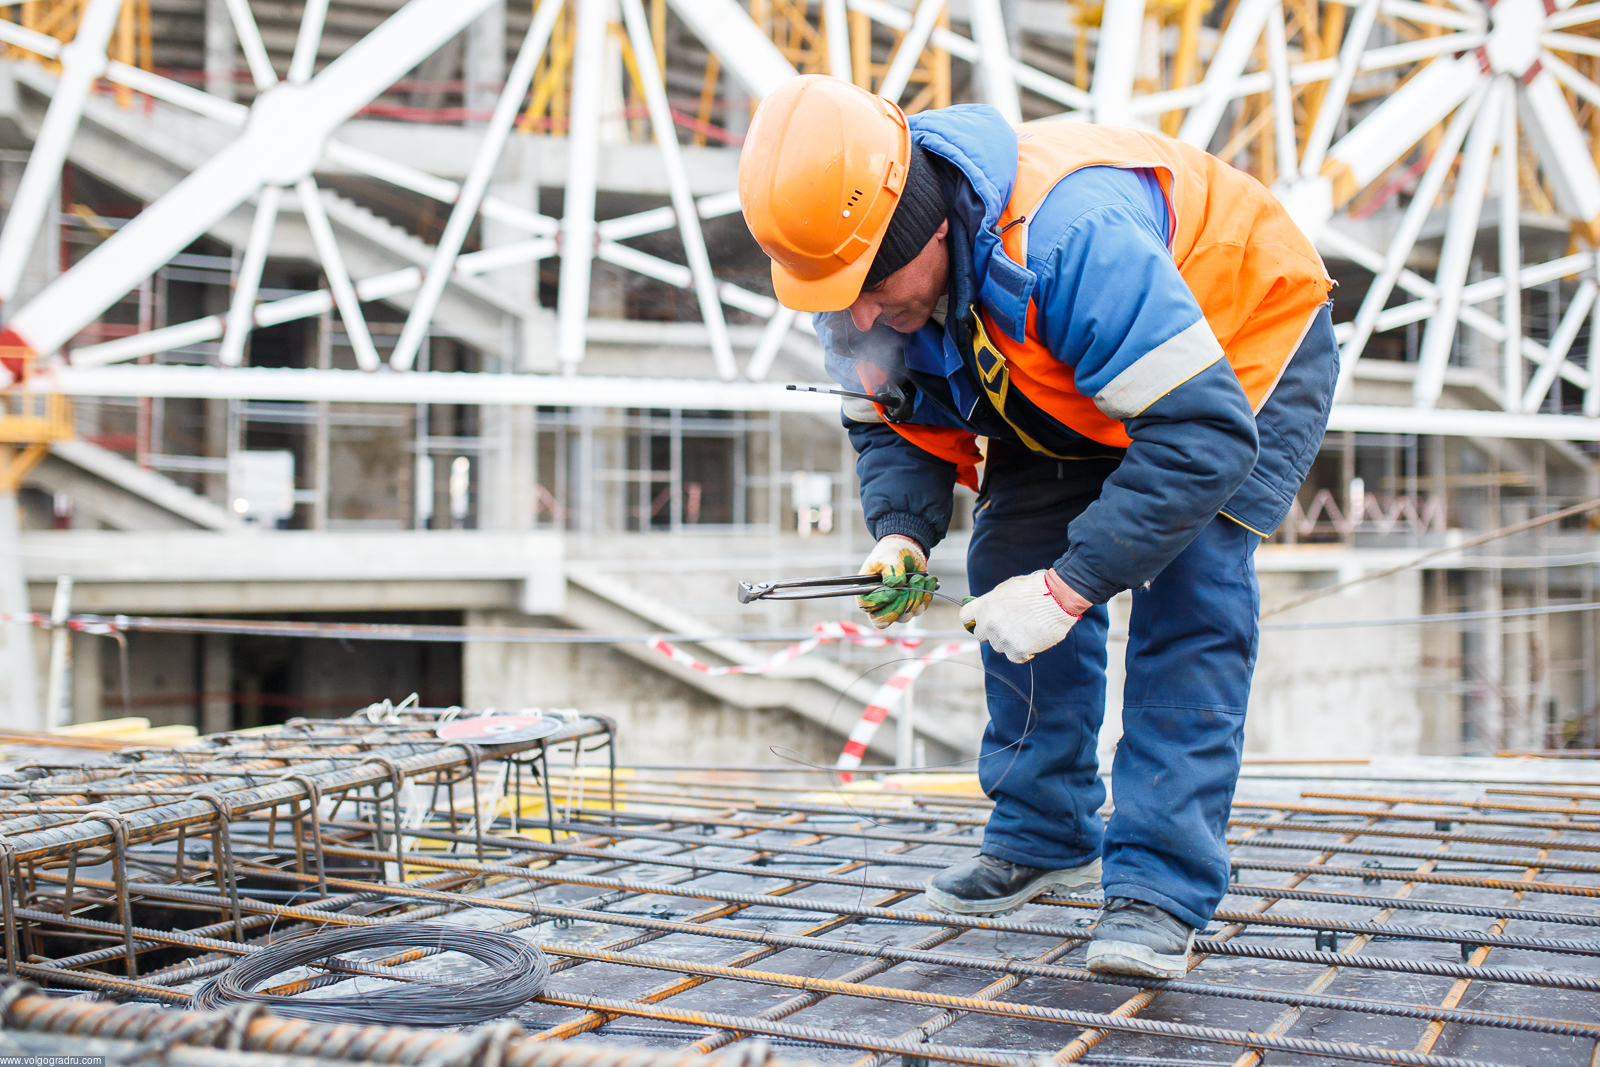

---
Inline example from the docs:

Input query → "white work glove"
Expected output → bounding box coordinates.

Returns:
[960,569,1081,663]
[857,535,934,629]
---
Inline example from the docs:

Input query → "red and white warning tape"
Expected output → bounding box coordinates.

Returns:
[646,620,978,777]
[646,620,918,676]
[834,639,978,778]
[0,612,117,633]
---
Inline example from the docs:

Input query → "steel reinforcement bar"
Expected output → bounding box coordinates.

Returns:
[8,730,1600,1067]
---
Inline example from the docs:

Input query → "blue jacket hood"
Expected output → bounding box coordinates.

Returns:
[909,105,1035,342]
[908,104,1016,243]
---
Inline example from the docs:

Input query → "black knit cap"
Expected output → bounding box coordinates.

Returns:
[863,144,946,289]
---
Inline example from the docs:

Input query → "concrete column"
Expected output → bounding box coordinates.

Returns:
[589,263,627,318]
[466,610,576,710]
[479,401,538,532]
[201,633,232,736]
[486,141,540,309]
[43,576,71,729]
[465,0,506,123]
[203,264,231,501]
[70,630,101,724]
[311,310,331,529]
[205,0,236,101]
[1502,596,1533,751]
[204,398,228,505]
[509,406,535,530]
[0,491,39,729]
[479,405,509,530]
[1474,568,1504,754]
[479,137,555,371]
[1341,431,1356,545]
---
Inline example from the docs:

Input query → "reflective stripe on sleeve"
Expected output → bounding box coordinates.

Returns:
[1092,318,1224,420]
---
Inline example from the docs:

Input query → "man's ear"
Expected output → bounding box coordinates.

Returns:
[933,218,949,241]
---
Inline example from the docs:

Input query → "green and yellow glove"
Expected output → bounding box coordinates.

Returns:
[857,535,934,629]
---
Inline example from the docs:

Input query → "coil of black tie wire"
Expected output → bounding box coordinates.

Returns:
[192,923,550,1025]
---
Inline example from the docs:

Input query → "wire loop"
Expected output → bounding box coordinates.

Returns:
[192,923,550,1026]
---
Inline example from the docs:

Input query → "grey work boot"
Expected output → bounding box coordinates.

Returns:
[1086,897,1197,979]
[924,853,1102,916]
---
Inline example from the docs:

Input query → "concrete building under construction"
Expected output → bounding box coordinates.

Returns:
[3,0,1600,1063]
[2,0,1600,765]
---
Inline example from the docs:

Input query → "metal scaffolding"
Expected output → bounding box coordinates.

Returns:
[2,710,1600,1065]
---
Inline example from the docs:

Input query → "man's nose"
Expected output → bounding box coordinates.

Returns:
[847,300,878,333]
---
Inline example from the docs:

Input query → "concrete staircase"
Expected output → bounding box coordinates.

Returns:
[29,438,240,531]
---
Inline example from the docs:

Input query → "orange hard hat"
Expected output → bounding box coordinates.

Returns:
[738,75,911,313]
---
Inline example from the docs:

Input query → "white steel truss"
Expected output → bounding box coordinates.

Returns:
[4,0,1600,443]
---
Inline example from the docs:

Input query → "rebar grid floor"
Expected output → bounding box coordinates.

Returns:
[2,712,1600,1067]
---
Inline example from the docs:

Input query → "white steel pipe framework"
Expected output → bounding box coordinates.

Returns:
[1091,0,1145,125]
[222,0,277,91]
[296,177,381,372]
[1337,81,1489,397]
[1523,278,1599,411]
[824,0,851,80]
[3,0,503,358]
[619,0,738,380]
[1300,0,1380,178]
[1413,78,1506,409]
[41,363,1600,444]
[1264,1,1297,182]
[879,0,947,105]
[7,0,1600,444]
[0,0,125,308]
[389,0,564,373]
[555,0,607,372]
[1501,91,1522,410]
[968,0,1021,122]
[1178,0,1275,147]
[218,183,283,367]
[287,0,330,84]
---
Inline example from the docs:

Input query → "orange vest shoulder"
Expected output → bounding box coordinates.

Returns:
[998,123,1332,412]
[884,123,1331,466]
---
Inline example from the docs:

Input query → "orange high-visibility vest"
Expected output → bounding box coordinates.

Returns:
[881,123,1332,487]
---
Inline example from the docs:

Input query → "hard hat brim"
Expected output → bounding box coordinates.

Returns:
[769,239,881,313]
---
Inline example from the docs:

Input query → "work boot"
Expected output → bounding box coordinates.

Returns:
[1086,897,1196,979]
[924,853,1101,916]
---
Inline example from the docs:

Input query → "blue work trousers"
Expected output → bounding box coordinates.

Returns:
[968,444,1259,930]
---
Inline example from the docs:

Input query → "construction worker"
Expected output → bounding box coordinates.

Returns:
[738,76,1337,980]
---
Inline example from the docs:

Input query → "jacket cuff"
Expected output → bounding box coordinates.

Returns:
[870,514,938,552]
[1052,555,1121,607]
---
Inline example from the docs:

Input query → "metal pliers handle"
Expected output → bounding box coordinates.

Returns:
[737,573,940,604]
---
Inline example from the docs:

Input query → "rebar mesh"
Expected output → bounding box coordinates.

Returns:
[3,708,1600,1067]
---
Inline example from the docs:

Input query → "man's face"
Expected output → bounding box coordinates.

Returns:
[847,219,950,334]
